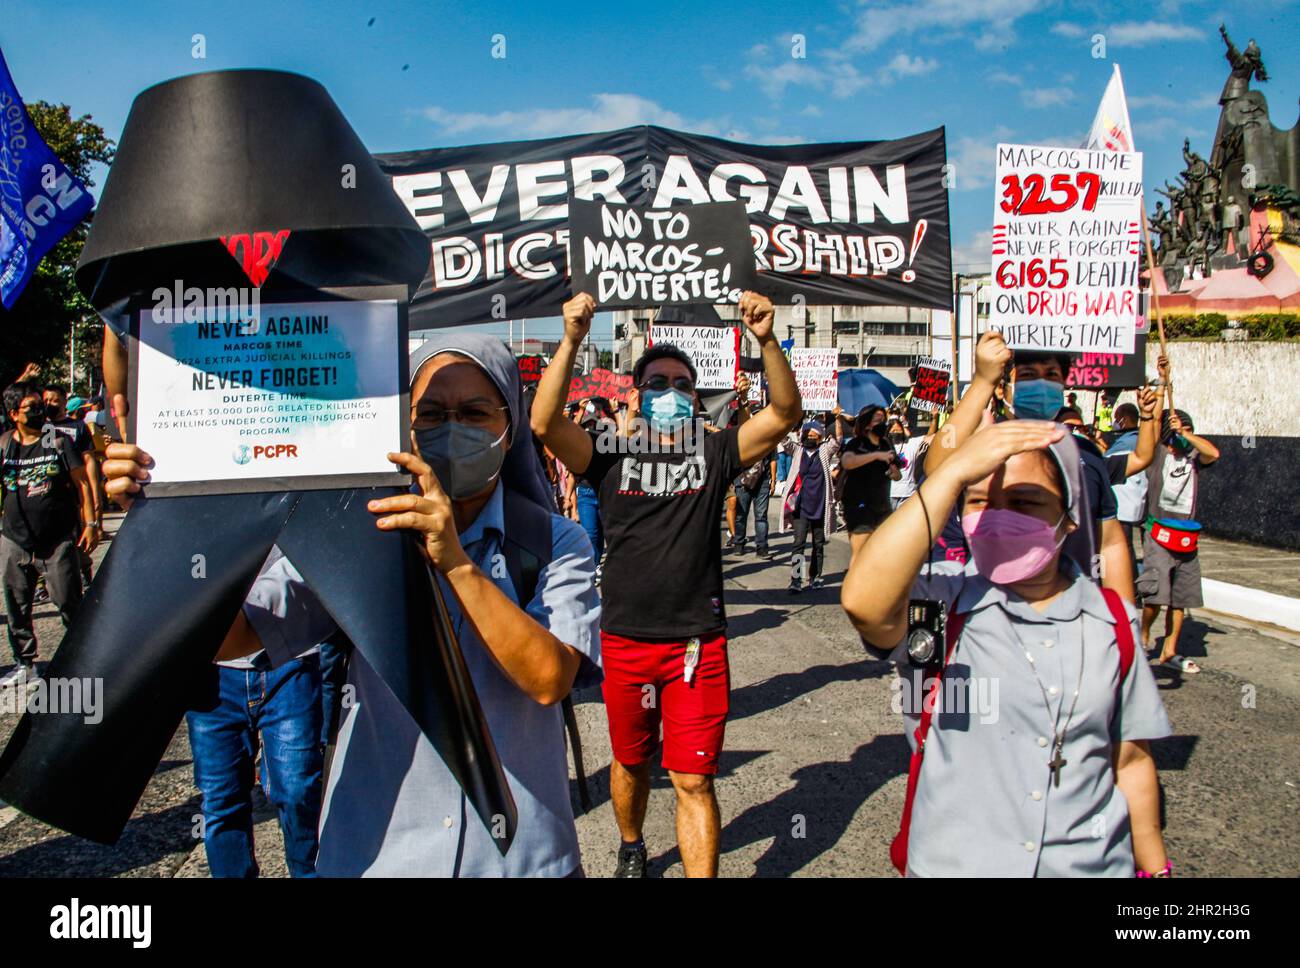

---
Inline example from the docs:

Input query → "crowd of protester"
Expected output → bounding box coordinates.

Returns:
[0,296,1218,880]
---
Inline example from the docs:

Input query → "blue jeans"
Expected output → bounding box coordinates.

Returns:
[776,451,791,483]
[734,475,772,550]
[186,653,324,878]
[576,483,603,561]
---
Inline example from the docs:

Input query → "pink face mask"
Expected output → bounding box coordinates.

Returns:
[962,508,1067,585]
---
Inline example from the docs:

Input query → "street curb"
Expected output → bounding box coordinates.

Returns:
[1202,578,1300,633]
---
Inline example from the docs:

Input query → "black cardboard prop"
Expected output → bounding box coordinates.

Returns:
[0,69,517,851]
[76,69,429,307]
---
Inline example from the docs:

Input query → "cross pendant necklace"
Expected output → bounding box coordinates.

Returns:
[1049,739,1067,788]
[1023,636,1085,790]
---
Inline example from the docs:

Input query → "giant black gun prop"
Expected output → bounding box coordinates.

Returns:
[0,69,517,850]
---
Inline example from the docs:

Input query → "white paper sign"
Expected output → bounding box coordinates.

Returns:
[134,299,404,491]
[649,323,737,390]
[791,347,839,410]
[990,143,1142,354]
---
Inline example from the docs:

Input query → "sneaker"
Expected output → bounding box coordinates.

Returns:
[788,579,802,595]
[614,841,648,878]
[33,583,50,606]
[0,663,34,689]
[755,547,771,559]
[811,576,825,589]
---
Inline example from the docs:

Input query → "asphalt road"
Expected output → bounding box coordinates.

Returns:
[2,512,1298,877]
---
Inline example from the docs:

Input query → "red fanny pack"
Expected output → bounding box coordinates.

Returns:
[1148,518,1200,553]
[890,587,1135,876]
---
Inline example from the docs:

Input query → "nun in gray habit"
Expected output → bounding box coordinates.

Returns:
[248,332,602,877]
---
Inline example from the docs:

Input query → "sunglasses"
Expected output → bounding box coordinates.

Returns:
[638,375,695,393]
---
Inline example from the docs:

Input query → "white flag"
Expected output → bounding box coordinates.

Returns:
[1083,63,1135,152]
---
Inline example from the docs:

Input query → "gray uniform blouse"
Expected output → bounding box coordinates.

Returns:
[894,561,1171,877]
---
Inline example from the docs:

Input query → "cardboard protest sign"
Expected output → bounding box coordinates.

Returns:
[649,322,739,390]
[569,198,755,307]
[989,144,1143,354]
[1065,333,1147,389]
[910,355,952,412]
[375,125,953,327]
[791,347,838,410]
[567,367,633,405]
[517,354,544,385]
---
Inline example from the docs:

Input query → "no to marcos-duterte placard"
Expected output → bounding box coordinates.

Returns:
[989,144,1143,354]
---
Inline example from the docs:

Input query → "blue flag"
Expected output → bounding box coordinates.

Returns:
[0,44,94,309]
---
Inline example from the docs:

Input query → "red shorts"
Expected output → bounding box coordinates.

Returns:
[600,631,730,775]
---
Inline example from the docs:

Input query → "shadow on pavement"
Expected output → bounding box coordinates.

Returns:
[650,733,910,877]
[0,798,202,878]
[729,660,891,722]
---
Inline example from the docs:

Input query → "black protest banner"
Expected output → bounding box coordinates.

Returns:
[517,354,545,385]
[374,125,952,327]
[569,198,756,307]
[567,368,634,405]
[1065,334,1148,389]
[910,355,952,412]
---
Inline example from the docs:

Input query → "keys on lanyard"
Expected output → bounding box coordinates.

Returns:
[684,637,702,684]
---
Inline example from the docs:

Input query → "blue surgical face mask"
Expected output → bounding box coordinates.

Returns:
[641,387,693,432]
[1011,379,1065,421]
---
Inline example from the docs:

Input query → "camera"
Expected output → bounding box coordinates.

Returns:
[905,599,947,669]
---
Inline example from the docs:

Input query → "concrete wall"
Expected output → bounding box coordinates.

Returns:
[1097,340,1300,550]
[1146,341,1300,437]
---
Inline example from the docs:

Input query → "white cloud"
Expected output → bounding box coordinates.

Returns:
[952,230,995,272]
[946,127,1014,191]
[418,94,746,140]
[845,0,1040,53]
[1106,21,1203,46]
[883,53,939,78]
[1022,87,1074,109]
[987,69,1023,86]
[1051,22,1087,38]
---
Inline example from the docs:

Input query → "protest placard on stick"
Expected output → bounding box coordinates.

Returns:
[989,144,1143,355]
[910,355,952,412]
[569,198,756,308]
[791,347,839,410]
[649,322,739,391]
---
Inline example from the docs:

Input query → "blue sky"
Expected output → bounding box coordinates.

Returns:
[4,0,1298,341]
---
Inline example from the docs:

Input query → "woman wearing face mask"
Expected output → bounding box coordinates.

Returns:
[104,334,602,877]
[782,418,839,593]
[838,405,901,557]
[843,420,1172,878]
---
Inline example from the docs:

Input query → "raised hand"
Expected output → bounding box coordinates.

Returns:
[562,293,596,345]
[368,451,471,573]
[935,420,1065,489]
[974,330,1012,385]
[739,291,775,342]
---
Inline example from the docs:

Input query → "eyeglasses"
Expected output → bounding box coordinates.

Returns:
[638,375,695,393]
[413,403,509,429]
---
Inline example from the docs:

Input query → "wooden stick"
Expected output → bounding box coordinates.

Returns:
[1139,194,1173,412]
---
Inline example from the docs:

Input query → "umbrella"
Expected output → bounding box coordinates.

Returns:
[837,368,902,413]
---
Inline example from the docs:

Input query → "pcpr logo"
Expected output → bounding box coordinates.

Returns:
[232,443,299,464]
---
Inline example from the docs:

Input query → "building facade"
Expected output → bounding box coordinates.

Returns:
[612,302,949,388]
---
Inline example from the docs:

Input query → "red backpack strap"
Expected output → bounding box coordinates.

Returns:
[891,609,965,875]
[1099,588,1135,682]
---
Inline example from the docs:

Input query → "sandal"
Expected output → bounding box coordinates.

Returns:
[1162,655,1201,674]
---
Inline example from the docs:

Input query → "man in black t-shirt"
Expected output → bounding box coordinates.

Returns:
[43,384,103,587]
[1,382,98,684]
[532,291,801,878]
